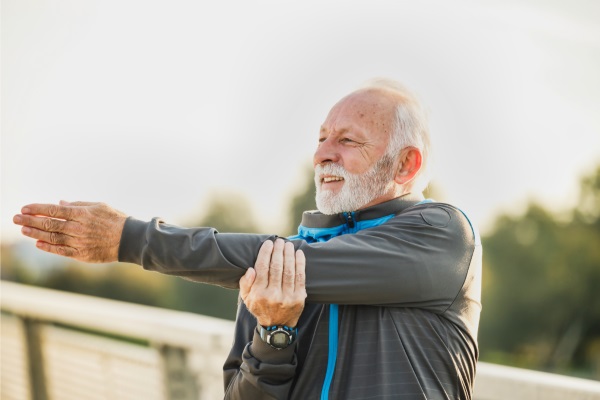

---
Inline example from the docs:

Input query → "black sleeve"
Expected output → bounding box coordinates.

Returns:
[223,303,298,400]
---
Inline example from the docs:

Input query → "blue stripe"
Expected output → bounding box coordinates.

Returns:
[457,208,481,246]
[416,198,434,205]
[294,213,395,242]
[292,206,428,399]
[321,304,338,400]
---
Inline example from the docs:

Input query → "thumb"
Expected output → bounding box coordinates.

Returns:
[239,268,256,300]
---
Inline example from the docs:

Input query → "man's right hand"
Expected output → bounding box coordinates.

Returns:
[239,239,307,328]
[13,201,127,263]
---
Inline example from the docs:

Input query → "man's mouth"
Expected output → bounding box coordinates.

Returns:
[321,176,344,184]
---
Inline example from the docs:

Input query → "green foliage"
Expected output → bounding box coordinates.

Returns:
[170,190,262,320]
[168,279,239,320]
[480,165,600,379]
[191,191,259,233]
[422,181,446,202]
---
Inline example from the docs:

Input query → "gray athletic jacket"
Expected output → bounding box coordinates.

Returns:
[118,194,482,399]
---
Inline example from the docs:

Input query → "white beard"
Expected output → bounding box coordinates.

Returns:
[314,154,397,215]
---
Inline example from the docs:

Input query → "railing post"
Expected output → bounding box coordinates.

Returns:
[159,345,199,400]
[22,318,48,400]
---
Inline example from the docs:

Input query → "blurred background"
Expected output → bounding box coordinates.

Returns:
[2,0,599,381]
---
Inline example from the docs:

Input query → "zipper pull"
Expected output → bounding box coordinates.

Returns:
[344,212,355,228]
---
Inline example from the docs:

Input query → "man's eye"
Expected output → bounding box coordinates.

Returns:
[341,138,354,143]
[318,137,326,143]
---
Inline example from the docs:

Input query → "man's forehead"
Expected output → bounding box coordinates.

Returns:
[320,89,396,134]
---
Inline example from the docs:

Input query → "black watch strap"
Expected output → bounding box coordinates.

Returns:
[258,324,297,350]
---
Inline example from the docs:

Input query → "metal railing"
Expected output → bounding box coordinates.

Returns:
[2,281,600,400]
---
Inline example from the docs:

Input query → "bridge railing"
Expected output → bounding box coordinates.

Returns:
[2,281,599,400]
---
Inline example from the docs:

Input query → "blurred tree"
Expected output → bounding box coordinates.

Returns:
[41,262,174,308]
[169,191,262,320]
[189,191,260,233]
[0,244,36,284]
[480,165,600,379]
[423,181,446,202]
[285,164,317,236]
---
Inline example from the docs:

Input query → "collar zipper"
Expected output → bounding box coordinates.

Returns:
[343,212,355,229]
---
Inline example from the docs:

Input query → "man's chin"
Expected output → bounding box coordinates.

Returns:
[316,195,348,215]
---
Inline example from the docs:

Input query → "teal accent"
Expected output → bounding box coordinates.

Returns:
[292,214,395,243]
[321,304,338,400]
[457,208,481,246]
[416,198,434,205]
[287,210,402,399]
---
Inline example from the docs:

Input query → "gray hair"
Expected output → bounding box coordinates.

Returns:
[359,78,432,192]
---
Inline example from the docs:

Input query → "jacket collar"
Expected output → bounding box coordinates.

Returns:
[299,193,425,229]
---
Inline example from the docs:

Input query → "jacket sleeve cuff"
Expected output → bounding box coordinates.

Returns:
[248,327,297,365]
[118,217,151,265]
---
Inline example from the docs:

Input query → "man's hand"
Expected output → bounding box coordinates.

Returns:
[239,238,307,328]
[13,201,127,263]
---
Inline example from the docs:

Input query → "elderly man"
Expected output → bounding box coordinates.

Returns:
[14,79,481,400]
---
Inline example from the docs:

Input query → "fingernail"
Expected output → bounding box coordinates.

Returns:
[22,227,31,234]
[22,207,31,214]
[13,215,22,224]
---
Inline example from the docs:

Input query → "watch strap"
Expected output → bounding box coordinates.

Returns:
[258,324,297,350]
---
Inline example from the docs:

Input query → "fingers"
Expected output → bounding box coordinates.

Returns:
[282,242,296,292]
[20,225,74,246]
[242,240,306,328]
[19,203,83,221]
[295,249,306,295]
[253,240,274,289]
[252,239,302,292]
[268,239,285,288]
[13,213,84,246]
[13,201,126,264]
[14,213,71,232]
[35,240,80,258]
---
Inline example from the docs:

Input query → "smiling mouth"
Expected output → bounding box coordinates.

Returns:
[321,176,344,184]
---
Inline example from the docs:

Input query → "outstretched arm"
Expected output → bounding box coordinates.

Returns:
[13,201,127,263]
[14,200,476,314]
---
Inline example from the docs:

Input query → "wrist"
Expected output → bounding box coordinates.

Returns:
[257,324,297,350]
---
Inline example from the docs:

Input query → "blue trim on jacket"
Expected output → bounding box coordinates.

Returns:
[288,210,404,399]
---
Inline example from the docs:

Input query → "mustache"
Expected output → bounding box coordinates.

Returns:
[314,163,351,179]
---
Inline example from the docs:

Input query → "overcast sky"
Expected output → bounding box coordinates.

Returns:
[2,0,600,244]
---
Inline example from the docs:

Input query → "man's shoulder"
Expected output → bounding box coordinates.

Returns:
[389,202,479,244]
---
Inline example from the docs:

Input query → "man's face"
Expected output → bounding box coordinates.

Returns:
[314,90,399,214]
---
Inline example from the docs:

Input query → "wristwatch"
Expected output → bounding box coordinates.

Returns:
[258,324,297,350]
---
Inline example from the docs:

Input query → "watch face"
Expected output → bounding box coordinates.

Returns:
[271,331,290,348]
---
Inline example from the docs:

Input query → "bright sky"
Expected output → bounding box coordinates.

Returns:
[2,0,600,244]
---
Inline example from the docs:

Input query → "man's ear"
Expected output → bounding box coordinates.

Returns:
[394,147,422,185]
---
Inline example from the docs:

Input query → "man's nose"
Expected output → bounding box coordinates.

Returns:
[313,138,340,166]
